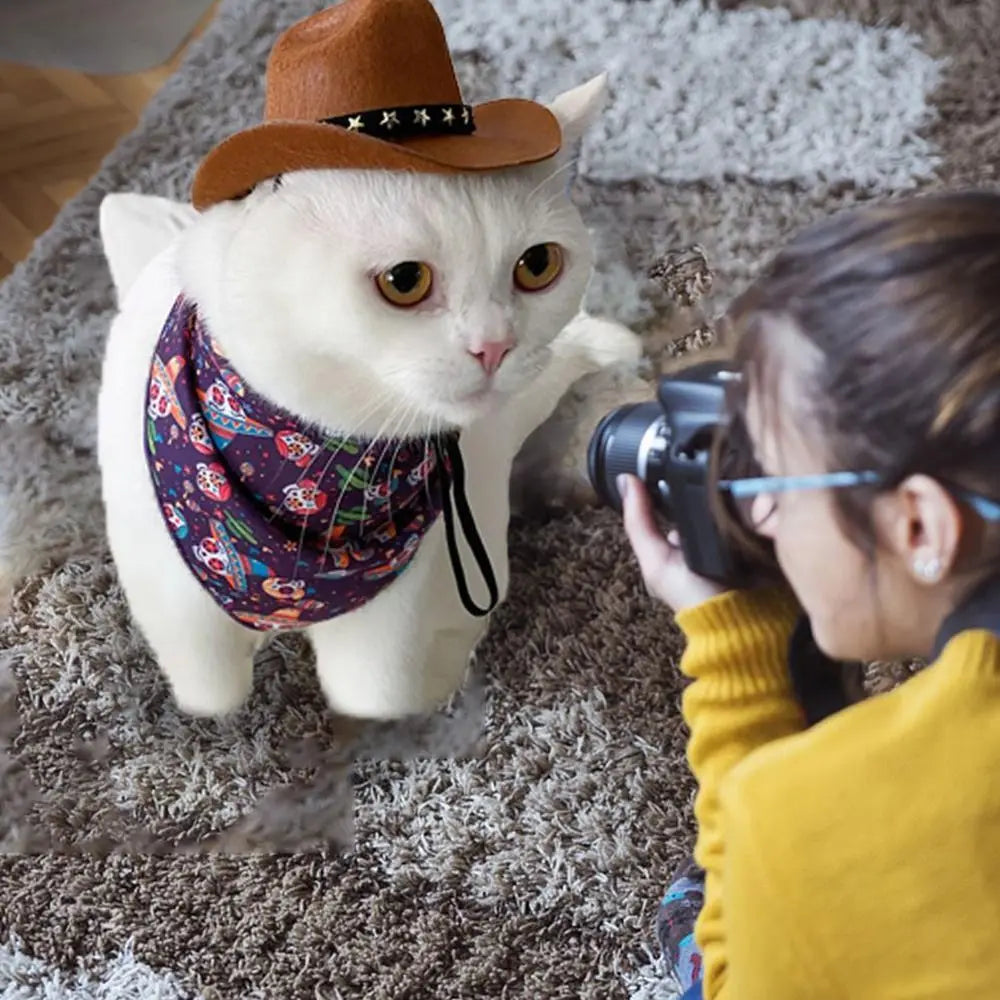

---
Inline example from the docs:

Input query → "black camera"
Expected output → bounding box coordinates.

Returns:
[588,358,867,725]
[587,359,758,587]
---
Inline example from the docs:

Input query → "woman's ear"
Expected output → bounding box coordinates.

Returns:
[889,474,963,584]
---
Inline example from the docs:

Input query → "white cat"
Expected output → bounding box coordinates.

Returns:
[97,74,641,721]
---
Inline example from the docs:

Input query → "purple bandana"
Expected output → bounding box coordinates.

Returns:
[143,296,472,632]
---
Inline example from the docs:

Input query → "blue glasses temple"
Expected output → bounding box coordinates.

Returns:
[718,471,1000,522]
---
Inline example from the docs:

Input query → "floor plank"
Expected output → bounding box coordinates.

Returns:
[0,1,217,280]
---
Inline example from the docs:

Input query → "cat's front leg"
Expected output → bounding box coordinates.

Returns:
[100,378,260,717]
[113,536,259,717]
[504,311,642,450]
[555,310,644,375]
[309,621,477,720]
[307,551,479,719]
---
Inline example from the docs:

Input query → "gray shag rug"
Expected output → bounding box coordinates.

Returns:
[0,0,997,997]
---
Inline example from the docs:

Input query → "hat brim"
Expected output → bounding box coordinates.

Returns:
[190,98,561,210]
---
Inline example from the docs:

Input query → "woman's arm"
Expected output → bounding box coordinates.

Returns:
[675,586,806,996]
[619,475,812,994]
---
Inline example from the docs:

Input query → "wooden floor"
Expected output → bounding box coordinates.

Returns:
[0,3,216,280]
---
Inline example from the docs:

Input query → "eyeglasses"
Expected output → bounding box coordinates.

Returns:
[717,470,1000,533]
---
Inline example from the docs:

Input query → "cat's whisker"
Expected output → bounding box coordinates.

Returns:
[435,424,449,516]
[383,395,420,441]
[426,414,445,509]
[265,387,398,525]
[339,387,410,435]
[384,402,422,527]
[362,399,415,527]
[336,398,406,519]
[361,380,444,439]
[267,429,343,526]
[261,409,364,501]
[526,155,580,201]
[422,431,432,509]
[418,415,437,510]
[290,430,362,571]
[318,397,408,565]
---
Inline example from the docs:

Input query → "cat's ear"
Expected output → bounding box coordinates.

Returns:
[547,72,608,152]
[99,193,199,304]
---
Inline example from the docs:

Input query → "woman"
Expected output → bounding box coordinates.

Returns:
[621,191,1000,999]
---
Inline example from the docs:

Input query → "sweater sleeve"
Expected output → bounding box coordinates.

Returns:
[673,586,807,998]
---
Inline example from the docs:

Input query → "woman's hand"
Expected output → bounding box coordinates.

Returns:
[619,474,727,612]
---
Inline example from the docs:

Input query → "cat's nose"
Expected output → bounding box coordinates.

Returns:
[469,337,514,375]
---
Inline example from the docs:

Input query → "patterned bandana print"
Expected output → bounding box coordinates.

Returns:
[143,296,449,631]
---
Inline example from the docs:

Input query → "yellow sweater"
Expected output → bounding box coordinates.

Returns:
[674,587,1000,1000]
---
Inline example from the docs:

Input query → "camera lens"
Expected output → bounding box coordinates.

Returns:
[586,401,666,511]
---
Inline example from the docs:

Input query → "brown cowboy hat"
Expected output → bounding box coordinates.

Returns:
[190,0,562,210]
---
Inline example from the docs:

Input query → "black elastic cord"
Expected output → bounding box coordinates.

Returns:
[435,434,499,617]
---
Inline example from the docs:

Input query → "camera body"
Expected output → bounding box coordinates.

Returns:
[587,359,750,586]
[588,358,866,725]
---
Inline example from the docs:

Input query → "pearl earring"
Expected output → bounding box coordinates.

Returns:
[913,555,943,582]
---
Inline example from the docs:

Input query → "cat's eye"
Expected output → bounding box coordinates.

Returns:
[375,261,434,307]
[514,243,564,292]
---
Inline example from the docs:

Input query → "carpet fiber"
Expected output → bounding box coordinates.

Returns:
[0,1,997,997]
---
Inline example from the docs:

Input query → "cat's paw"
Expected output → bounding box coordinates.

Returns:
[557,312,643,374]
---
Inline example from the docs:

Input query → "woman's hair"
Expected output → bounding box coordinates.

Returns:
[717,190,1000,573]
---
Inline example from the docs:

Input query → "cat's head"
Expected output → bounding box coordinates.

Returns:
[179,75,607,438]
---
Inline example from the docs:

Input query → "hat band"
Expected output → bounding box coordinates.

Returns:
[321,103,475,141]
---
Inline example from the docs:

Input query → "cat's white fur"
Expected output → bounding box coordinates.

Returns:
[96,74,641,720]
